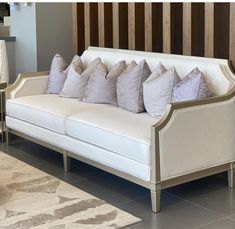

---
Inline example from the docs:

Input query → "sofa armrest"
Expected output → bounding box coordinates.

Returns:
[6,71,49,99]
[151,88,235,184]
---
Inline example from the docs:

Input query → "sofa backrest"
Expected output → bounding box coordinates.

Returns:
[81,47,235,96]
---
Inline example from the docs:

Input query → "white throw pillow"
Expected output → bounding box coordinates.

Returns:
[143,67,180,117]
[60,57,101,99]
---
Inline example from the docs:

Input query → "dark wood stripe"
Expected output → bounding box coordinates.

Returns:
[214,3,230,59]
[119,3,128,49]
[90,3,99,47]
[170,3,183,54]
[152,3,163,53]
[135,3,145,51]
[104,3,113,48]
[76,3,85,55]
[191,3,205,57]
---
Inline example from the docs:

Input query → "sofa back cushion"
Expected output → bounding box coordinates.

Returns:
[83,60,126,105]
[117,60,151,113]
[81,47,234,96]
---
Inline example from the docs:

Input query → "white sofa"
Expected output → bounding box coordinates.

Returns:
[5,47,235,212]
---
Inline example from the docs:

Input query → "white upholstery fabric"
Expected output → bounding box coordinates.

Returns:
[81,47,235,96]
[7,75,49,99]
[6,116,151,181]
[0,40,9,83]
[6,94,99,134]
[66,105,159,165]
[159,96,235,180]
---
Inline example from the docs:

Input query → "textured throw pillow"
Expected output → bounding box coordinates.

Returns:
[46,54,68,94]
[60,57,101,99]
[143,67,181,117]
[83,60,126,105]
[117,60,151,113]
[172,67,213,103]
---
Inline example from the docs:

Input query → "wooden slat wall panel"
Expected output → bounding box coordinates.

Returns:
[230,3,235,68]
[73,3,235,69]
[145,3,152,51]
[128,3,135,50]
[204,3,214,57]
[112,3,119,48]
[98,3,105,47]
[84,3,90,49]
[183,3,191,55]
[163,3,171,54]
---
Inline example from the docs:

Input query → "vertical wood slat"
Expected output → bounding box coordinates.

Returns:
[98,3,105,47]
[72,3,78,54]
[204,3,214,57]
[84,3,90,49]
[145,3,152,51]
[230,3,235,68]
[183,3,191,55]
[163,3,171,53]
[128,3,135,50]
[112,3,119,48]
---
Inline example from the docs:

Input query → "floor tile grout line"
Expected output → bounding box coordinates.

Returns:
[193,216,232,229]
[115,194,149,207]
[165,190,223,215]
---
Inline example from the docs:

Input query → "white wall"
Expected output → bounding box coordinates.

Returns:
[10,3,37,76]
[10,3,73,79]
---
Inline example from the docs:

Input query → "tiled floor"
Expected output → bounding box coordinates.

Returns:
[1,139,235,229]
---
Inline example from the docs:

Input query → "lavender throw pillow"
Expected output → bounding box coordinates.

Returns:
[83,60,126,105]
[172,68,213,103]
[117,60,151,113]
[60,57,101,99]
[46,54,68,94]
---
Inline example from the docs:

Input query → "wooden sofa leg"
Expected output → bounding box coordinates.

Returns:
[151,189,161,213]
[5,129,11,146]
[228,163,235,188]
[63,152,71,172]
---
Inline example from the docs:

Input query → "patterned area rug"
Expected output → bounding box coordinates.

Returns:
[0,152,141,229]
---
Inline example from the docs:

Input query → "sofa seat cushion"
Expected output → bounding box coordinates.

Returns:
[6,94,98,134]
[66,106,159,165]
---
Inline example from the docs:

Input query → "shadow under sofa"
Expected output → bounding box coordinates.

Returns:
[5,47,235,212]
